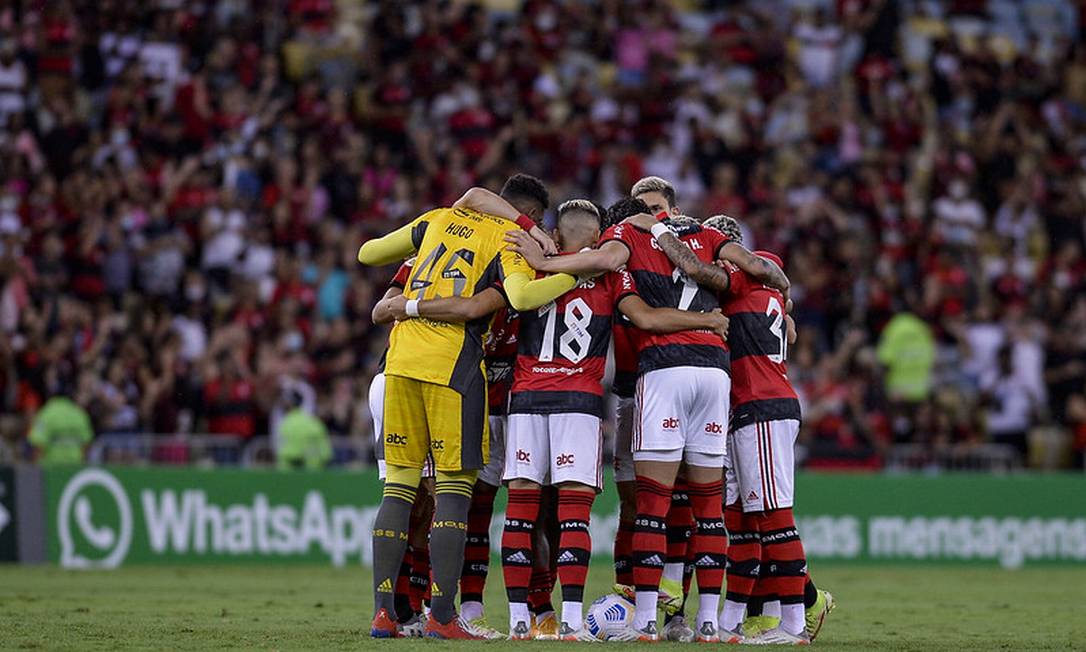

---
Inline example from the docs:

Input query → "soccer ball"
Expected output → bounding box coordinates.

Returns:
[585,593,634,640]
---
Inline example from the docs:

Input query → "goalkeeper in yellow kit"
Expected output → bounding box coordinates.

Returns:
[359,174,577,639]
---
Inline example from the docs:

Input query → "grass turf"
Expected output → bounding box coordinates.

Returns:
[1,563,1085,651]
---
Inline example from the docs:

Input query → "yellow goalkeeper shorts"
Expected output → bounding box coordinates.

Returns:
[382,373,489,472]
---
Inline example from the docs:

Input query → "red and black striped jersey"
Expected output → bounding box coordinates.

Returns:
[484,306,519,415]
[509,272,624,417]
[722,256,800,430]
[603,221,730,375]
[611,316,639,398]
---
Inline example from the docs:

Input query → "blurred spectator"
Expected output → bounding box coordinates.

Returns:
[29,393,93,465]
[981,346,1040,456]
[876,312,936,403]
[276,391,331,471]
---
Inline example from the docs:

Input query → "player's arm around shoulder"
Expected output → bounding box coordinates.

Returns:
[502,270,578,312]
[454,187,557,254]
[494,234,577,311]
[357,210,440,266]
[505,230,628,275]
[719,241,790,298]
[624,214,731,293]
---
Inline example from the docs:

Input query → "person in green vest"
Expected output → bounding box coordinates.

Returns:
[29,395,94,465]
[276,391,332,470]
[876,311,936,403]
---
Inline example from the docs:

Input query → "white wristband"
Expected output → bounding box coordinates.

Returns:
[650,222,671,240]
[405,299,420,317]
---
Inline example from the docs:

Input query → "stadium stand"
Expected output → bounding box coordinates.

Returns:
[0,0,1084,470]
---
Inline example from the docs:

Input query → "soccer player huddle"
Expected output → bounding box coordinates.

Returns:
[358,174,834,644]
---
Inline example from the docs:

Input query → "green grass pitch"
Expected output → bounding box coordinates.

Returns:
[2,563,1085,650]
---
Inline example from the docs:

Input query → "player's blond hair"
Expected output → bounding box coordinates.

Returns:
[557,199,601,220]
[703,214,742,241]
[630,176,677,207]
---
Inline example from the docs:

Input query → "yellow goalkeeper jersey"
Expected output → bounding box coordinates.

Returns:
[366,207,532,392]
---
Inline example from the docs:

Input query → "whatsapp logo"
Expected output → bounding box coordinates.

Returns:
[57,469,133,569]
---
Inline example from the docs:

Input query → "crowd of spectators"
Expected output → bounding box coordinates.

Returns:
[1,0,1084,470]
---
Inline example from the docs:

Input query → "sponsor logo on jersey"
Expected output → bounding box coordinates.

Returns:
[704,422,723,434]
[516,449,531,463]
[746,491,759,502]
[385,433,408,446]
[531,365,585,375]
[430,439,445,451]
[555,453,575,467]
[662,417,680,430]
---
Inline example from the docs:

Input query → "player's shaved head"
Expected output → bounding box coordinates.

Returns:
[500,173,550,221]
[556,199,602,252]
[631,176,677,215]
[604,196,651,228]
[703,214,742,241]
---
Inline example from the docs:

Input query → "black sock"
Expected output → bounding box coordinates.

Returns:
[804,576,818,609]
[746,595,765,617]
[429,483,473,624]
[394,593,413,623]
[371,487,416,618]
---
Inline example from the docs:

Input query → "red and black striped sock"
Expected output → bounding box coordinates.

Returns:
[528,565,556,615]
[460,481,498,605]
[501,487,540,604]
[409,545,430,612]
[759,508,806,633]
[724,504,760,605]
[666,484,694,570]
[394,547,414,622]
[632,476,672,594]
[688,480,727,596]
[804,575,819,609]
[614,518,635,586]
[556,490,594,604]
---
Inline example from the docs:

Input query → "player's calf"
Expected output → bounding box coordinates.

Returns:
[460,480,497,623]
[556,484,595,634]
[758,508,807,637]
[500,481,541,635]
[371,464,421,631]
[660,482,693,617]
[686,474,727,637]
[631,473,674,632]
[613,480,637,587]
[720,503,761,635]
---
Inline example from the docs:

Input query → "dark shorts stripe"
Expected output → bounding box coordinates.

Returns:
[508,390,604,417]
[730,398,802,431]
[638,344,730,375]
[459,368,488,470]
